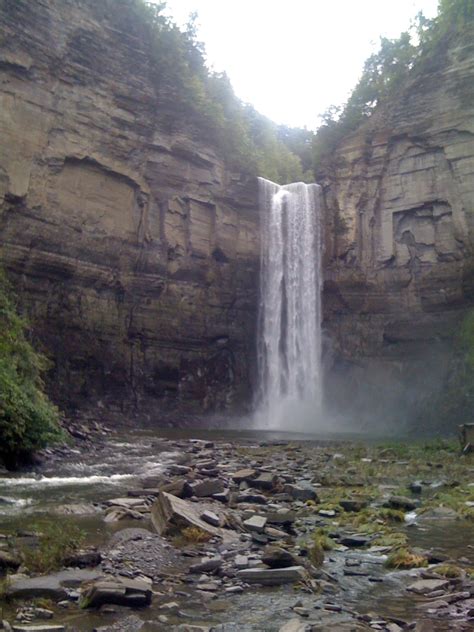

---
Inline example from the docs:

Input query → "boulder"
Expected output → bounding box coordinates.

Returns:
[151,491,221,537]
[262,546,299,569]
[407,579,450,595]
[236,566,307,585]
[284,484,319,503]
[184,479,225,498]
[385,496,417,511]
[231,469,257,483]
[7,569,103,601]
[200,510,221,527]
[80,576,152,608]
[339,499,368,512]
[189,557,222,574]
[243,515,267,533]
[0,550,21,570]
[252,473,278,490]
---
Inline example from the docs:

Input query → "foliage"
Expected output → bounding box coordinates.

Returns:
[385,548,427,569]
[21,521,85,574]
[172,526,212,547]
[312,0,474,171]
[115,1,309,184]
[312,527,336,551]
[308,539,324,567]
[0,269,62,468]
[433,563,463,578]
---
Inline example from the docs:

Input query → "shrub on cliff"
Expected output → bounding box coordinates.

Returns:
[0,269,62,469]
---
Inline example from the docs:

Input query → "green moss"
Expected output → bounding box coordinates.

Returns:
[433,564,463,578]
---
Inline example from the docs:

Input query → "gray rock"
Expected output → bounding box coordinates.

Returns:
[262,546,299,569]
[243,515,267,533]
[185,479,225,498]
[0,550,21,570]
[265,508,295,525]
[231,469,257,483]
[237,492,267,505]
[200,510,221,527]
[7,569,103,601]
[12,626,65,632]
[278,619,310,632]
[338,535,371,547]
[151,491,222,537]
[407,578,450,594]
[236,566,307,585]
[284,484,319,502]
[189,557,222,574]
[234,555,248,569]
[252,473,277,490]
[95,614,145,631]
[80,576,152,608]
[339,499,368,512]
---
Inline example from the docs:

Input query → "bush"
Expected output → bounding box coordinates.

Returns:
[21,521,85,574]
[0,269,62,468]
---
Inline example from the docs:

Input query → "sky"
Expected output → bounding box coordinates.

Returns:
[162,0,439,129]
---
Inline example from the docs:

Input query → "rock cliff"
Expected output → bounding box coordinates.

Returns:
[319,30,474,426]
[0,0,259,416]
[1,0,473,426]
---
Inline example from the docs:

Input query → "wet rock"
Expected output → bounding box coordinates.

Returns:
[409,482,423,494]
[386,495,417,511]
[189,557,222,573]
[151,491,222,537]
[213,490,230,504]
[55,503,100,515]
[185,479,225,498]
[407,578,450,594]
[95,614,145,631]
[80,576,152,608]
[236,566,307,585]
[243,516,267,533]
[7,569,103,601]
[237,492,267,505]
[339,499,368,512]
[64,547,101,568]
[262,546,299,569]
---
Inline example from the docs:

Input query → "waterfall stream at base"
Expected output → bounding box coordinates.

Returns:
[256,177,323,429]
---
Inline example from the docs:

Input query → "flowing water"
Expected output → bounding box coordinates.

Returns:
[256,178,323,430]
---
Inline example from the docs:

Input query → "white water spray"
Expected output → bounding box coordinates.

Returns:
[256,177,323,429]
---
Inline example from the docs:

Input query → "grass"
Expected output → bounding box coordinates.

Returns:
[432,564,464,578]
[20,520,85,574]
[385,548,428,569]
[172,526,212,547]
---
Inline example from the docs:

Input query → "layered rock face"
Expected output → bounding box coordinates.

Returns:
[0,0,258,415]
[320,33,474,425]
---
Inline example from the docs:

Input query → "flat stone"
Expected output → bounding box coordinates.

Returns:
[234,555,248,569]
[7,570,103,601]
[231,469,257,483]
[236,566,307,586]
[265,509,295,525]
[407,579,450,594]
[12,626,66,632]
[252,473,278,490]
[243,515,267,533]
[237,492,267,505]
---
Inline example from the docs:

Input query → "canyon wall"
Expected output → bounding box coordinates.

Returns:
[320,32,474,426]
[0,0,259,417]
[1,0,473,426]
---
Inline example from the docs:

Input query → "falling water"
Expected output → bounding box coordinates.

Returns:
[256,177,323,429]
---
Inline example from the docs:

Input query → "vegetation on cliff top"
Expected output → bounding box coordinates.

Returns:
[0,269,62,469]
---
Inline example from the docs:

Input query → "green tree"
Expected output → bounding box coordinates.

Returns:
[0,269,62,469]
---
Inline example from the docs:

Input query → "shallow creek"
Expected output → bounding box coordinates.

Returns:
[0,429,472,631]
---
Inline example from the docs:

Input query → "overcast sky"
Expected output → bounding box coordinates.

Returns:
[162,0,439,129]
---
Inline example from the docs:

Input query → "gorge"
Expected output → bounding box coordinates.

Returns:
[0,0,473,433]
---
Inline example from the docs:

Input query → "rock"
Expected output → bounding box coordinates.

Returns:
[265,509,295,525]
[12,626,65,632]
[185,479,225,498]
[64,548,101,568]
[7,569,103,601]
[80,576,152,608]
[243,516,267,533]
[338,535,371,547]
[386,496,417,511]
[278,619,310,632]
[318,509,336,518]
[234,555,248,569]
[212,490,230,504]
[339,499,368,512]
[409,482,423,494]
[151,491,222,537]
[200,510,221,527]
[95,614,145,631]
[252,473,278,490]
[231,469,257,483]
[407,579,450,595]
[189,557,222,574]
[236,566,307,586]
[284,484,319,502]
[237,492,267,505]
[262,546,299,569]
[0,550,21,570]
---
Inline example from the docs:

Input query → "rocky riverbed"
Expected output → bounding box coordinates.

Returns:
[0,427,473,631]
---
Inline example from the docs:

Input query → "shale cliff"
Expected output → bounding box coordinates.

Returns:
[0,0,259,416]
[320,30,474,425]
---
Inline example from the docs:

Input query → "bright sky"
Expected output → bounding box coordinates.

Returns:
[163,0,439,129]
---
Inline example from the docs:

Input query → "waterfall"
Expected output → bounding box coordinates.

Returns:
[256,177,323,429]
